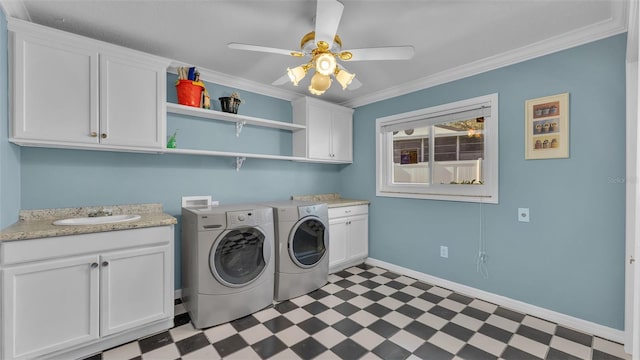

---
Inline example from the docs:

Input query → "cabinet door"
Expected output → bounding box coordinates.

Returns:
[330,110,353,162]
[307,103,333,160]
[328,218,349,271]
[347,214,369,262]
[99,53,165,149]
[100,244,173,336]
[2,255,100,360]
[12,32,99,145]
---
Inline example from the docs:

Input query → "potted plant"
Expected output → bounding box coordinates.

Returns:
[219,91,243,114]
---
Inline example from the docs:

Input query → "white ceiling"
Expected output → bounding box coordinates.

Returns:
[0,0,629,107]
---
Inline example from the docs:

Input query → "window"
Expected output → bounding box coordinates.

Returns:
[376,93,498,203]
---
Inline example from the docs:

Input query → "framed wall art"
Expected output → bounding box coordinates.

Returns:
[525,92,569,160]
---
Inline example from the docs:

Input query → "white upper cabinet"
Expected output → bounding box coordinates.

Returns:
[8,19,169,152]
[11,32,98,145]
[292,96,354,163]
[99,53,165,149]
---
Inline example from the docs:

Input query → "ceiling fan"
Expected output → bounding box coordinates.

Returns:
[228,0,415,95]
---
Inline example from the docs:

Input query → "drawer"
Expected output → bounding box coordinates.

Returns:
[328,205,368,219]
[1,226,173,266]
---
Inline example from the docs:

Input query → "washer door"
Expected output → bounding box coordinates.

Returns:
[288,216,327,268]
[210,227,270,288]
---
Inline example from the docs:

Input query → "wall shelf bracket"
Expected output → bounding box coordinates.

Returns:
[236,156,246,171]
[236,121,246,137]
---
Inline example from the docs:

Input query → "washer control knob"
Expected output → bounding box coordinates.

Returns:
[306,208,312,214]
[237,215,246,222]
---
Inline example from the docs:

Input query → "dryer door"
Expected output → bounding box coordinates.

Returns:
[288,216,328,269]
[210,227,269,288]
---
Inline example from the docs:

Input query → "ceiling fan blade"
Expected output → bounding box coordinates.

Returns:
[342,46,415,61]
[315,0,344,49]
[272,73,290,86]
[228,43,302,57]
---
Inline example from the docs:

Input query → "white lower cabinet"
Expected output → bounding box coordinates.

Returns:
[2,255,101,359]
[328,205,369,273]
[0,226,174,360]
[100,246,173,336]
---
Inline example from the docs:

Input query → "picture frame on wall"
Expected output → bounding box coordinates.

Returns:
[525,92,569,160]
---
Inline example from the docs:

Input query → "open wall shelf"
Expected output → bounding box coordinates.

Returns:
[166,102,318,169]
[163,148,309,170]
[166,103,306,132]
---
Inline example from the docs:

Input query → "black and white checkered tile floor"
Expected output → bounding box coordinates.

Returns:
[87,264,630,359]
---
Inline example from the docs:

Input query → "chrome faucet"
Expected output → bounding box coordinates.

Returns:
[88,208,113,217]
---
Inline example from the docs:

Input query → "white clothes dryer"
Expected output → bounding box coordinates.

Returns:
[264,201,329,301]
[181,204,274,329]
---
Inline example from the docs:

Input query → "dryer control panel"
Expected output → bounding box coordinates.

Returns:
[298,204,328,218]
[227,210,258,227]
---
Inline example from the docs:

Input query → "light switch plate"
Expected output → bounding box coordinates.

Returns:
[440,246,448,258]
[518,208,530,222]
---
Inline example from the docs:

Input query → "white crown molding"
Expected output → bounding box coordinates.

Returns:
[0,1,30,21]
[343,1,629,109]
[365,257,626,344]
[168,61,300,102]
[2,0,629,108]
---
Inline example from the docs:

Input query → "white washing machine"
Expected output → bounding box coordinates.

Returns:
[181,204,274,329]
[264,201,329,301]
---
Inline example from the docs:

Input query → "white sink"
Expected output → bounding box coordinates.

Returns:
[53,214,141,226]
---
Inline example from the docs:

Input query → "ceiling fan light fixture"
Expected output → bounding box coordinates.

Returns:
[308,85,326,96]
[335,68,355,90]
[287,65,308,86]
[338,51,352,61]
[315,53,337,76]
[309,72,332,95]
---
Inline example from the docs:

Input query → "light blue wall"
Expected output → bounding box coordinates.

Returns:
[0,8,627,330]
[18,78,345,289]
[343,34,627,329]
[0,9,21,228]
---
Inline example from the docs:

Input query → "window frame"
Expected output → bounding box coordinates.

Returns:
[376,93,499,204]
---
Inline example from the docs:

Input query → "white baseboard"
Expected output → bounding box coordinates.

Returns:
[365,257,626,344]
[174,289,182,300]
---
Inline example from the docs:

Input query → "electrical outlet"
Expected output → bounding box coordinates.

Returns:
[440,246,448,258]
[518,208,530,222]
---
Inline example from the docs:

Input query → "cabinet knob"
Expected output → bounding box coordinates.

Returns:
[102,261,109,267]
[101,133,108,139]
[90,132,98,137]
[90,262,98,268]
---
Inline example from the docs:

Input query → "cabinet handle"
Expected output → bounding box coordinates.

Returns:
[101,133,108,139]
[90,132,98,137]
[102,261,109,267]
[90,262,98,268]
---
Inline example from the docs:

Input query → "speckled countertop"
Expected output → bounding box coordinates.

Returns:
[291,193,370,208]
[0,203,177,242]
